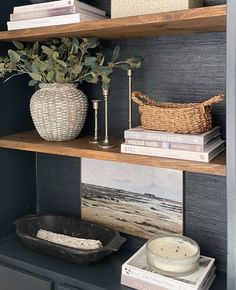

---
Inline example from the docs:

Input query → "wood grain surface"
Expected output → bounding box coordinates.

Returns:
[0,5,226,42]
[0,130,226,176]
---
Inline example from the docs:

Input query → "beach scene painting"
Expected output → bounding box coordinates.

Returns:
[81,159,183,239]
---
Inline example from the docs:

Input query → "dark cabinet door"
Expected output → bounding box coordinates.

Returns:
[58,285,83,290]
[0,263,53,290]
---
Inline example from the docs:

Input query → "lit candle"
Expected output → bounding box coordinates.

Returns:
[146,235,200,276]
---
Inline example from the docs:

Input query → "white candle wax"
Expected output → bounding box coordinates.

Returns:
[146,235,200,276]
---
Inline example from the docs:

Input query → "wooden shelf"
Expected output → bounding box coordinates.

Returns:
[0,5,226,42]
[0,130,226,176]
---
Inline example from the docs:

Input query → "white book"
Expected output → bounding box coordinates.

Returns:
[125,136,221,152]
[121,269,216,290]
[121,244,215,290]
[204,272,216,290]
[10,6,106,21]
[121,139,225,163]
[7,13,100,31]
[124,127,221,145]
[13,0,106,16]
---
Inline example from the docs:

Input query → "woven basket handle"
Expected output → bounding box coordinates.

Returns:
[202,95,224,106]
[132,91,157,106]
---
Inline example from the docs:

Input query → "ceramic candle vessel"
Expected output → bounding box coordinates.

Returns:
[146,235,200,277]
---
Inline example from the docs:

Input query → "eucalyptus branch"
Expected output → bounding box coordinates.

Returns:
[0,38,143,88]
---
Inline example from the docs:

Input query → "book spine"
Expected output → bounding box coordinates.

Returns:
[11,7,105,21]
[121,144,210,162]
[200,269,215,290]
[125,139,204,152]
[10,6,75,21]
[121,272,215,290]
[121,274,172,290]
[13,0,74,13]
[7,13,95,31]
[124,131,203,145]
[121,267,194,290]
[13,0,106,16]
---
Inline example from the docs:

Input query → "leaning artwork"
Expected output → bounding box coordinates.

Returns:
[81,159,183,239]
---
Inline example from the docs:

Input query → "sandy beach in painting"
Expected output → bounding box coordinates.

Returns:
[81,183,183,239]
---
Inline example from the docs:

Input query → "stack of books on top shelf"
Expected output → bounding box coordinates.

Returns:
[8,0,106,31]
[121,126,225,163]
[121,244,216,290]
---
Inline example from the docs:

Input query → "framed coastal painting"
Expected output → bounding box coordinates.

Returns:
[81,158,183,239]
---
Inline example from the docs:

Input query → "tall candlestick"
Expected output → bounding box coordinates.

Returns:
[98,88,116,149]
[128,69,133,129]
[89,100,101,144]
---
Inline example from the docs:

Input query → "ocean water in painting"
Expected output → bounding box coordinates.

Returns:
[81,159,183,238]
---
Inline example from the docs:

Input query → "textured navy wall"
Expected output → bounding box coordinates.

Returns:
[0,0,36,238]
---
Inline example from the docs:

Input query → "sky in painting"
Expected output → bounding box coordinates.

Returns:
[81,159,183,202]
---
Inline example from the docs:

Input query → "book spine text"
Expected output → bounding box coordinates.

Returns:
[125,139,205,152]
[121,144,210,162]
[124,131,203,145]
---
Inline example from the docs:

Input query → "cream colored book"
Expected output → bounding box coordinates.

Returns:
[121,139,225,163]
[7,13,100,31]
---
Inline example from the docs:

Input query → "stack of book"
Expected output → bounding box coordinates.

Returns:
[121,244,216,290]
[121,126,225,162]
[8,0,106,31]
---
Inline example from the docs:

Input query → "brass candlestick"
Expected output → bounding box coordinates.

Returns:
[98,88,116,149]
[89,100,101,144]
[128,69,133,129]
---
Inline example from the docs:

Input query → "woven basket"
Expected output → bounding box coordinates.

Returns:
[132,91,224,134]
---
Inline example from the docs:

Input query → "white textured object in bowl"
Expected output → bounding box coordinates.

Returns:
[111,0,203,18]
[30,83,88,141]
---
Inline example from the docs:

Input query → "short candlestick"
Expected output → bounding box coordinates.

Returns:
[89,100,101,144]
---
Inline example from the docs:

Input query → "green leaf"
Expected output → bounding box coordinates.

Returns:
[52,51,59,60]
[12,41,24,50]
[84,57,97,66]
[82,74,98,84]
[56,59,67,68]
[99,66,113,75]
[72,37,80,46]
[19,53,28,61]
[100,56,105,66]
[112,46,120,62]
[72,65,83,74]
[55,72,65,83]
[33,41,39,52]
[28,79,38,86]
[72,43,79,54]
[8,50,20,63]
[32,63,39,73]
[86,37,99,49]
[41,46,54,56]
[46,71,54,82]
[24,61,33,72]
[0,63,5,71]
[29,72,42,81]
[102,74,111,90]
[119,63,131,70]
[128,56,144,68]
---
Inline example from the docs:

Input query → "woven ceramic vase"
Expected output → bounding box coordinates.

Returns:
[30,83,88,141]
